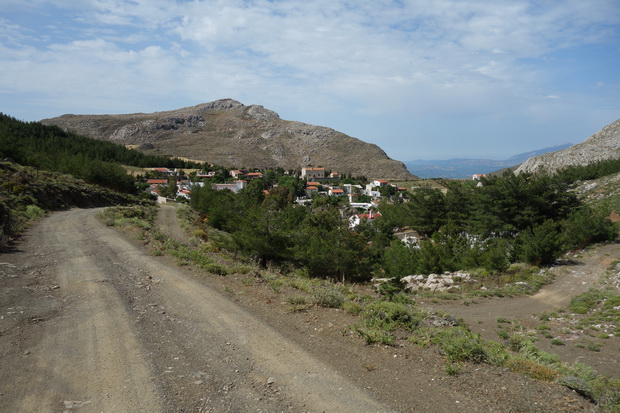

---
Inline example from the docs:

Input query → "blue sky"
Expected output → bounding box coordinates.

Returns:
[1,0,619,161]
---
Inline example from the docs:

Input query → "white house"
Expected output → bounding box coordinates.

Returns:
[328,188,345,196]
[229,169,247,178]
[343,184,363,194]
[394,229,422,248]
[151,167,178,176]
[349,202,373,210]
[177,188,192,200]
[196,170,216,178]
[349,210,382,229]
[212,180,247,193]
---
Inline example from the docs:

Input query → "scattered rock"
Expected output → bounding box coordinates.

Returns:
[401,271,472,292]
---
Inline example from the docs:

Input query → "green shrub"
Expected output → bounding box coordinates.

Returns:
[313,286,345,308]
[432,327,488,363]
[286,295,310,306]
[361,301,425,332]
[497,329,510,340]
[342,301,363,315]
[570,288,606,314]
[389,292,414,305]
[506,358,559,382]
[571,305,589,314]
[375,278,405,298]
[445,362,463,376]
[354,326,395,345]
[23,204,45,219]
[231,264,254,274]
[204,262,229,276]
[193,229,208,240]
[289,277,318,293]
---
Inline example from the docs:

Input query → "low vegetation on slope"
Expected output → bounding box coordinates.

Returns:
[185,169,616,287]
[0,113,211,248]
[0,113,206,193]
[0,161,140,249]
[102,204,620,412]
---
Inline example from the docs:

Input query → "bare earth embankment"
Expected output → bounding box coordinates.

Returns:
[0,208,602,412]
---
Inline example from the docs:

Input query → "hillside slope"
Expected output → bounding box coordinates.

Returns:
[41,99,416,180]
[516,118,620,174]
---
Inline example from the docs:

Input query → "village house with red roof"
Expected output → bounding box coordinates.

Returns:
[349,210,382,229]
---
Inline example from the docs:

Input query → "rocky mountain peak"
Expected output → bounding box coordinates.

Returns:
[41,99,415,180]
[244,105,280,122]
[193,98,244,111]
[516,118,620,175]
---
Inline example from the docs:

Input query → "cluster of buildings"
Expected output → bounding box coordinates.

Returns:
[144,166,409,230]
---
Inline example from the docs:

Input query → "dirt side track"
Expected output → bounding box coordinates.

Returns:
[0,208,598,412]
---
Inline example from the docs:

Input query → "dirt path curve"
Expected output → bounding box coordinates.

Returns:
[0,209,388,412]
[426,242,620,340]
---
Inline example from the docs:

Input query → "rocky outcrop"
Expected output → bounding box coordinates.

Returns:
[516,118,620,175]
[401,272,474,292]
[41,99,416,180]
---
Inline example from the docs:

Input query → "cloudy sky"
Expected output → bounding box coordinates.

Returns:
[2,0,619,161]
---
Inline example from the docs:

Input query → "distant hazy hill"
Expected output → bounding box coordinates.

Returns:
[516,118,620,175]
[406,144,572,179]
[41,99,416,180]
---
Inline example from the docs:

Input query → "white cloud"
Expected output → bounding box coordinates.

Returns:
[1,0,619,159]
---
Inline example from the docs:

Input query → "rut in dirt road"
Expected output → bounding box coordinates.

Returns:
[0,209,390,412]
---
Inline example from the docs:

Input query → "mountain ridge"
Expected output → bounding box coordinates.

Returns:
[41,99,416,180]
[405,144,572,179]
[516,118,620,174]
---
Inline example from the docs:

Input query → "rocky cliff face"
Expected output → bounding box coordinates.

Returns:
[516,118,620,175]
[41,99,416,180]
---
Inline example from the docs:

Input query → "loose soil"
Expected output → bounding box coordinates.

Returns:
[427,244,620,378]
[0,207,609,412]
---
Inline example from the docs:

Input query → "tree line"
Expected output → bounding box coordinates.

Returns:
[377,172,615,279]
[190,168,617,282]
[0,113,206,193]
[2,113,617,282]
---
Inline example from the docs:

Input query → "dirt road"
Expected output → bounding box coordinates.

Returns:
[429,243,620,327]
[0,209,388,412]
[426,242,620,376]
[0,208,598,412]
